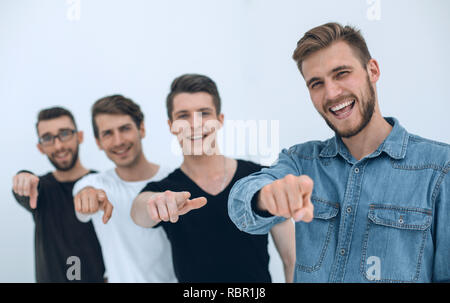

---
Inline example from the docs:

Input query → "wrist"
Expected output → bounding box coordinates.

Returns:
[251,190,273,218]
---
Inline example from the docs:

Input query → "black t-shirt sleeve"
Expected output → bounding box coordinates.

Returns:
[140,181,162,194]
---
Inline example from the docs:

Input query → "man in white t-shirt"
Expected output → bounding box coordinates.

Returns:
[73,95,177,283]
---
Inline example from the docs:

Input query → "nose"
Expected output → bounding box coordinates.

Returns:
[190,112,203,132]
[53,136,63,150]
[324,80,343,101]
[112,131,124,146]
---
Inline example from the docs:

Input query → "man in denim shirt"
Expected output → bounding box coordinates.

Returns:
[228,22,450,283]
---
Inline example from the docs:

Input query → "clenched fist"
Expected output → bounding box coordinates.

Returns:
[257,174,314,222]
[12,172,40,209]
[74,187,113,224]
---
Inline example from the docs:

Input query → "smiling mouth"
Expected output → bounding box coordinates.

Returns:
[329,99,356,117]
[54,151,70,160]
[112,145,132,156]
[187,133,209,141]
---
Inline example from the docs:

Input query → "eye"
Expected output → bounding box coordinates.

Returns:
[41,135,53,143]
[59,129,71,138]
[336,71,349,78]
[102,130,111,138]
[311,81,323,89]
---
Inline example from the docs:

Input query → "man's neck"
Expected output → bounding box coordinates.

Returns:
[53,160,89,182]
[341,113,392,161]
[181,154,226,179]
[115,153,159,182]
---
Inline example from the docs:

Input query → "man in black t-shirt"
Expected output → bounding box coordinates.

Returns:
[12,107,105,282]
[131,74,295,282]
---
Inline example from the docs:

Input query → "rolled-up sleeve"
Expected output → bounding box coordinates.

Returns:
[228,147,302,235]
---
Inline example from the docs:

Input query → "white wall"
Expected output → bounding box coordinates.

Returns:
[1,0,449,282]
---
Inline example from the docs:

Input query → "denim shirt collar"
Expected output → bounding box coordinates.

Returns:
[319,117,409,162]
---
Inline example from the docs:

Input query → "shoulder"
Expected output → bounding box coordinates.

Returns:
[73,169,115,192]
[152,165,174,181]
[39,172,55,183]
[405,134,450,170]
[32,172,56,192]
[284,139,332,159]
[407,134,450,157]
[141,168,179,193]
[236,159,264,172]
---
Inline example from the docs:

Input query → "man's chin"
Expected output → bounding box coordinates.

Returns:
[48,151,78,172]
[50,160,74,171]
[113,154,140,168]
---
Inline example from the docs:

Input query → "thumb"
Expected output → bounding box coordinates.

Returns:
[29,187,38,209]
[97,190,106,202]
[181,191,191,200]
[292,209,305,222]
[29,178,39,209]
[102,201,113,224]
[293,199,314,223]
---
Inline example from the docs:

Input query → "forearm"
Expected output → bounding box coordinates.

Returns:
[270,220,296,283]
[228,174,284,235]
[12,190,33,212]
[228,148,302,234]
[130,191,160,228]
[283,261,295,283]
[12,170,38,212]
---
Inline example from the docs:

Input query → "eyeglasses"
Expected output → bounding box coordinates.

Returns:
[38,129,77,146]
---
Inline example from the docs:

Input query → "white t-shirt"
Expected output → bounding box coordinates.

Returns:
[73,166,177,283]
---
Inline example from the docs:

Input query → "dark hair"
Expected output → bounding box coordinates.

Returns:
[36,106,77,135]
[91,94,144,139]
[292,22,372,74]
[166,74,221,120]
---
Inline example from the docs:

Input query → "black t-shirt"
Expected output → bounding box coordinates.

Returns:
[13,171,105,283]
[140,159,270,283]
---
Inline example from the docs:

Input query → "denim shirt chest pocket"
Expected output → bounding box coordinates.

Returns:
[295,197,339,273]
[361,204,432,282]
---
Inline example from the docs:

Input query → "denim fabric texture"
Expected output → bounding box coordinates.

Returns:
[228,117,450,282]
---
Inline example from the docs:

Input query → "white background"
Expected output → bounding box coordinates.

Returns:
[1,0,449,282]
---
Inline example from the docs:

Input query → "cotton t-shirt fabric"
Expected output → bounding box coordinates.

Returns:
[13,171,105,283]
[140,159,271,283]
[73,166,177,283]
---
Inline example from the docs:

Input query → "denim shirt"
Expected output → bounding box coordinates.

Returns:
[228,117,450,282]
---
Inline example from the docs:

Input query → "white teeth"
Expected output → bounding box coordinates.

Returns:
[189,135,203,140]
[113,147,130,154]
[331,100,355,112]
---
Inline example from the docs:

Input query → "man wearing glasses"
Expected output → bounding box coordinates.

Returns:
[12,107,105,283]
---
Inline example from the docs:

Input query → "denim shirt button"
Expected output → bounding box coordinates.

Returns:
[340,249,346,256]
[354,167,360,174]
[346,206,352,214]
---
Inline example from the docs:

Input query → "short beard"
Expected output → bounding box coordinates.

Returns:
[48,147,79,172]
[322,75,376,139]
